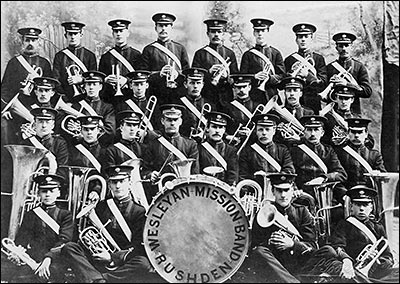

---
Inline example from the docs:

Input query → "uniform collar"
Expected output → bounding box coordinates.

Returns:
[37,133,52,142]
[115,44,129,51]
[22,52,39,57]
[236,96,250,103]
[157,38,171,45]
[41,203,56,210]
[114,195,132,206]
[298,48,312,57]
[255,44,268,50]
[209,43,222,50]
[132,95,147,102]
[274,202,292,215]
[304,139,321,149]
[163,131,180,140]
[83,140,99,149]
[67,45,82,51]
[85,96,100,102]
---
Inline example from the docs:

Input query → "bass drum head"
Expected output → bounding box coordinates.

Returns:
[143,175,249,283]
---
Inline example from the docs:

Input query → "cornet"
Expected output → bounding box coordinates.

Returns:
[190,103,211,141]
[257,62,274,91]
[66,64,83,98]
[211,58,231,86]
[165,58,179,88]
[355,236,389,277]
[21,65,43,96]
[1,238,39,271]
[290,55,315,78]
[111,64,124,97]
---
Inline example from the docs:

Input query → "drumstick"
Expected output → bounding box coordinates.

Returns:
[158,152,173,174]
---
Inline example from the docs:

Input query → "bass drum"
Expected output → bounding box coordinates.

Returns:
[143,175,250,283]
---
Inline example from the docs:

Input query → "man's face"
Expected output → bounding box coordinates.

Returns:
[304,126,324,144]
[233,84,251,100]
[108,177,131,200]
[253,28,269,45]
[81,125,100,143]
[38,187,60,206]
[120,121,139,141]
[34,87,55,104]
[155,23,173,41]
[184,78,204,98]
[206,123,225,143]
[336,95,354,111]
[295,33,313,50]
[33,118,55,137]
[256,125,276,144]
[285,87,302,107]
[161,117,182,135]
[84,82,102,98]
[350,200,373,222]
[273,185,294,208]
[207,30,223,45]
[130,81,148,99]
[112,28,129,46]
[349,128,368,146]
[336,43,353,59]
[65,31,83,47]
[22,37,39,55]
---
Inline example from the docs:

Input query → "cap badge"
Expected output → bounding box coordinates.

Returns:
[137,73,142,77]
[71,23,75,27]
[217,115,222,120]
[257,20,261,24]
[214,21,218,25]
[355,120,360,124]
[343,87,348,92]
[115,167,120,173]
[239,76,243,80]
[88,117,92,122]
[117,21,121,25]
[301,25,305,29]
[343,34,347,38]
[161,14,166,19]
[281,176,286,181]
[131,113,136,118]
[42,109,47,115]
[311,117,315,121]
[46,177,52,182]
[290,79,295,83]
[30,29,35,33]
[43,79,48,83]
[90,73,94,77]
[359,190,365,195]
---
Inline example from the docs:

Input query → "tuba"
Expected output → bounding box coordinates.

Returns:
[158,158,195,193]
[234,179,264,229]
[66,64,84,98]
[190,103,211,141]
[1,145,48,240]
[1,238,39,271]
[355,236,389,277]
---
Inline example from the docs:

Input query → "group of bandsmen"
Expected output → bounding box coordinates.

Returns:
[1,12,398,283]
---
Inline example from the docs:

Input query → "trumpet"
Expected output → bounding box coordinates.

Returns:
[136,96,157,143]
[66,64,83,98]
[257,61,274,91]
[355,237,389,277]
[211,58,231,86]
[21,65,43,96]
[1,238,39,271]
[290,55,315,78]
[165,58,179,88]
[112,64,124,97]
[190,103,211,141]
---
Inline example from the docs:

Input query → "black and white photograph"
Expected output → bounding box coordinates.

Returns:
[1,1,399,283]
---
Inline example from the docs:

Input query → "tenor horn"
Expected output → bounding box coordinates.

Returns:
[355,236,389,277]
[234,179,264,228]
[66,64,84,98]
[1,145,48,240]
[1,238,40,271]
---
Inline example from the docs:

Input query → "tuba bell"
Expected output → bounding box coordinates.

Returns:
[158,158,195,193]
[1,145,48,240]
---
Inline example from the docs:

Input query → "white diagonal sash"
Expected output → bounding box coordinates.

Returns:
[124,99,153,131]
[157,136,186,161]
[109,49,135,72]
[114,142,138,159]
[33,207,60,234]
[62,49,88,72]
[74,144,101,172]
[331,61,348,74]
[151,42,182,70]
[16,55,41,76]
[107,199,132,242]
[230,100,252,119]
[346,216,377,243]
[28,136,47,150]
[180,97,207,126]
[88,210,121,250]
[343,146,374,174]
[78,100,98,116]
[292,53,316,75]
[201,142,227,170]
[249,49,275,74]
[30,104,39,109]
[297,144,328,174]
[203,46,230,72]
[251,143,282,172]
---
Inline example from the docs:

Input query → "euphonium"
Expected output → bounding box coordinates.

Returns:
[211,58,231,86]
[112,64,124,97]
[234,179,264,229]
[1,145,48,240]
[1,238,39,271]
[66,64,83,98]
[190,103,211,140]
[136,95,157,143]
[158,158,195,192]
[355,237,389,277]
[21,65,43,95]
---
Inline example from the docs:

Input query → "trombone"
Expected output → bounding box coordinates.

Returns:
[190,103,211,141]
[136,96,157,143]
[66,64,84,98]
[111,64,124,97]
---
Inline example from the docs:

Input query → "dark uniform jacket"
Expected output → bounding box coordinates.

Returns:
[284,50,327,113]
[101,138,143,171]
[329,217,394,278]
[285,104,315,120]
[198,140,238,185]
[289,139,347,191]
[240,45,286,104]
[225,97,262,134]
[138,39,190,72]
[142,131,200,178]
[53,45,97,102]
[327,57,372,114]
[1,53,53,110]
[15,204,74,261]
[334,142,386,188]
[95,196,147,265]
[252,202,317,258]
[70,96,116,147]
[239,141,295,181]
